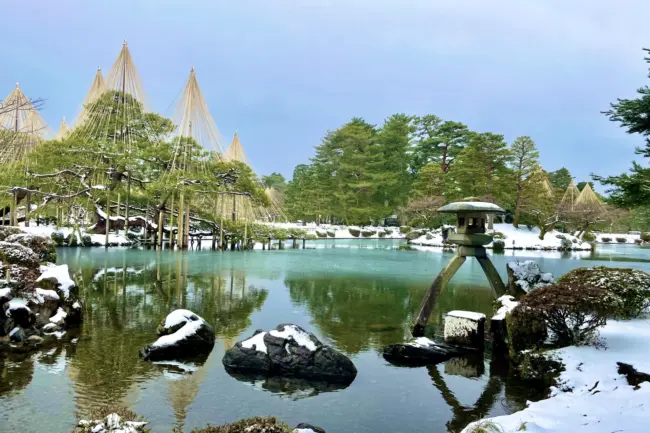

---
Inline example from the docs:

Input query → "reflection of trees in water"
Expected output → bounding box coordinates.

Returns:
[285,276,424,354]
[0,354,35,397]
[285,274,498,355]
[68,255,267,422]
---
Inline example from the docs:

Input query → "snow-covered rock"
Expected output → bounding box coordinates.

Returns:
[223,324,357,384]
[507,260,555,295]
[140,309,215,361]
[75,413,148,433]
[444,311,486,349]
[383,337,466,366]
[4,233,56,262]
[293,423,327,433]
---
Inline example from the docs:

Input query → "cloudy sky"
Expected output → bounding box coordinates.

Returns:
[2,0,649,189]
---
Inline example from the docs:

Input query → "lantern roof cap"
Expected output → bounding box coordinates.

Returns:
[437,201,505,214]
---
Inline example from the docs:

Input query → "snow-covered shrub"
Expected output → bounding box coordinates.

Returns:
[555,234,566,240]
[559,267,650,319]
[315,230,327,238]
[406,230,424,241]
[361,230,376,237]
[326,230,335,238]
[582,231,596,242]
[378,231,387,238]
[50,231,65,246]
[0,226,22,241]
[399,226,411,234]
[65,233,79,247]
[81,235,93,247]
[5,234,57,263]
[616,237,627,243]
[492,239,505,252]
[425,233,434,240]
[517,283,621,347]
[601,237,612,243]
[641,232,650,242]
[506,306,547,358]
[384,228,393,235]
[348,228,360,237]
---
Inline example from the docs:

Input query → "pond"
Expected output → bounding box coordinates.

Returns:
[1,241,649,433]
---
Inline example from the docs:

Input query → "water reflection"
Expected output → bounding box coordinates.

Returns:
[3,245,648,433]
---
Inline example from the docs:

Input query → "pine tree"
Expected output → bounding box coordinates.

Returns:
[548,167,573,190]
[375,114,414,210]
[510,136,540,228]
[447,132,512,204]
[412,116,470,173]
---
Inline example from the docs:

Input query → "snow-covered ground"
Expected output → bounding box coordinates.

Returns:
[595,233,641,244]
[18,223,131,246]
[411,224,593,251]
[462,317,650,433]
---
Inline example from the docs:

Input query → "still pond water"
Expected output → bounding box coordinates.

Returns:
[1,241,649,433]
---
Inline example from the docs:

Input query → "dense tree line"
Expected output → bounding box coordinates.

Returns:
[280,113,610,235]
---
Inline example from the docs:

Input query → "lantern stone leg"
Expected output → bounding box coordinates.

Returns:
[412,252,466,337]
[476,256,506,296]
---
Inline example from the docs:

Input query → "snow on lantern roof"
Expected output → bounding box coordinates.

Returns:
[437,201,505,213]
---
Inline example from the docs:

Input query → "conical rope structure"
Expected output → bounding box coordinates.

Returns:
[74,67,107,128]
[221,132,286,222]
[575,183,603,209]
[0,83,51,164]
[56,116,70,140]
[560,179,581,211]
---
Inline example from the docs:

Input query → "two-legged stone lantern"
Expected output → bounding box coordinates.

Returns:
[412,202,507,337]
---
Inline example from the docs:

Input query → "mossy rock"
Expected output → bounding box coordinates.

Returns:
[361,230,376,238]
[326,230,335,238]
[0,242,40,270]
[348,228,360,237]
[0,227,22,241]
[316,230,327,238]
[558,266,650,319]
[378,231,387,238]
[188,417,291,433]
[5,234,56,263]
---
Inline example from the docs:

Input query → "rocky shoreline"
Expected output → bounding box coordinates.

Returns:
[0,227,83,353]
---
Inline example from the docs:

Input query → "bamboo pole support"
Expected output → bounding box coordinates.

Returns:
[177,192,185,249]
[158,209,164,248]
[183,197,190,249]
[105,190,110,248]
[169,191,176,245]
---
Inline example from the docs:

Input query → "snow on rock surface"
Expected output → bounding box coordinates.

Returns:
[493,295,519,321]
[223,323,357,384]
[36,264,75,299]
[49,307,67,325]
[461,317,650,433]
[140,309,215,361]
[444,311,486,349]
[76,413,148,433]
[507,260,555,294]
[35,288,60,301]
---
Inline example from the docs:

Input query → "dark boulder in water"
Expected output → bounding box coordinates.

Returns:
[223,324,357,385]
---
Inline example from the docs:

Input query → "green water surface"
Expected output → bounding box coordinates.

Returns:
[1,241,649,433]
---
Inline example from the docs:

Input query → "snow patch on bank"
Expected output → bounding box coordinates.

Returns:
[461,317,650,433]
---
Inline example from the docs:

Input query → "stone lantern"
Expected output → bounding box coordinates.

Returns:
[412,201,507,337]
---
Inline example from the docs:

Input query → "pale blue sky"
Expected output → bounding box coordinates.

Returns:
[2,0,649,189]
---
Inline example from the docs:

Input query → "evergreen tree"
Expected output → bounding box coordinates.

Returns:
[548,167,572,190]
[412,115,471,173]
[261,172,287,192]
[446,132,513,205]
[596,48,650,207]
[410,163,447,198]
[375,114,414,210]
[510,136,540,228]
